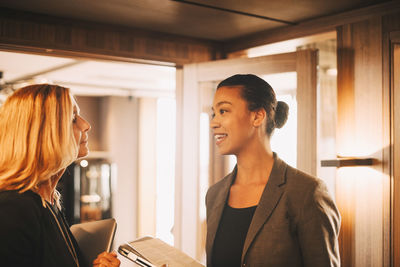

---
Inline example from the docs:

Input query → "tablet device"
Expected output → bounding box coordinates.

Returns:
[70,218,117,264]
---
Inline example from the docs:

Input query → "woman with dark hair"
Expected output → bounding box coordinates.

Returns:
[205,74,340,267]
[0,84,120,267]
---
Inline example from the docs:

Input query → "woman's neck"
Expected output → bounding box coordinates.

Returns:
[235,141,274,185]
[36,169,65,204]
[37,179,57,204]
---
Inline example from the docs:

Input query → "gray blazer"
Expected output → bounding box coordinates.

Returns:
[205,155,341,267]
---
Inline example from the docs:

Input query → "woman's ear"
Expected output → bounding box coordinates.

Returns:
[253,108,266,127]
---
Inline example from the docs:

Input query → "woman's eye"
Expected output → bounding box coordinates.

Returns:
[211,113,215,118]
[73,114,77,123]
[220,109,226,115]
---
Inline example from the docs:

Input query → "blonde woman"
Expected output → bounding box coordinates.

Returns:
[0,84,120,267]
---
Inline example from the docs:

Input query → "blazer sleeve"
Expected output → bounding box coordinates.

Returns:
[0,193,42,266]
[296,180,341,267]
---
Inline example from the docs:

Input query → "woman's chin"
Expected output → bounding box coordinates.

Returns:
[217,147,230,155]
[77,149,89,159]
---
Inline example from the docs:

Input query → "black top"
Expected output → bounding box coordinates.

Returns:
[212,204,257,267]
[0,190,88,267]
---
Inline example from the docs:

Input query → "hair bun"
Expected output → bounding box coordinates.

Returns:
[275,101,289,128]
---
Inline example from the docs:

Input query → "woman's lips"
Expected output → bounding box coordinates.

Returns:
[214,134,227,145]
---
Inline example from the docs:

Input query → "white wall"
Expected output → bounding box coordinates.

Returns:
[137,98,157,237]
[100,96,139,260]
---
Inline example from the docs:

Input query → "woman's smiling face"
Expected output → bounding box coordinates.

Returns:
[210,86,256,156]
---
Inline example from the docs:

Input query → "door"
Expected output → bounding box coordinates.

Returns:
[174,50,318,261]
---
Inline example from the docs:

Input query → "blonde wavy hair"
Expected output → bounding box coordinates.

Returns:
[0,84,78,206]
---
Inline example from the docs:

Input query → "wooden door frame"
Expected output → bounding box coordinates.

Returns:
[390,31,400,267]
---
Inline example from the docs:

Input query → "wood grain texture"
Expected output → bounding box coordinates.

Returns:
[296,49,318,176]
[337,17,387,267]
[382,12,400,267]
[224,1,400,53]
[353,18,384,267]
[0,8,220,66]
[336,24,356,267]
[393,44,400,267]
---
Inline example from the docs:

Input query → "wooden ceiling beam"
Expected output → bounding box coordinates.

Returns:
[223,0,400,53]
[0,8,223,66]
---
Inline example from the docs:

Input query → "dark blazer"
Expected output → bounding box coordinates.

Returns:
[206,155,341,267]
[0,190,88,267]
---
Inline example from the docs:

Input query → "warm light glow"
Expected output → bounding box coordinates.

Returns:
[246,32,336,58]
[336,166,383,209]
[247,40,297,58]
[336,165,384,257]
[36,77,50,84]
[271,94,297,167]
[337,144,379,159]
[337,125,381,158]
[80,159,88,168]
[80,194,101,203]
[326,68,337,76]
[0,93,7,105]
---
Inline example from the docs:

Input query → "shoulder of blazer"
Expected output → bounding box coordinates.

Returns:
[0,190,44,217]
[283,164,334,215]
[285,164,323,190]
[0,190,43,213]
[0,190,44,237]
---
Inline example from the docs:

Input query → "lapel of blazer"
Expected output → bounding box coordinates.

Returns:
[241,155,287,262]
[206,168,236,262]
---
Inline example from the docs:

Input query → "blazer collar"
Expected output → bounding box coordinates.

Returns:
[206,154,288,265]
[206,167,237,262]
[241,153,287,262]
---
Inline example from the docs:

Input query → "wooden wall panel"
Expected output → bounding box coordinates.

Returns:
[336,24,356,267]
[0,8,220,66]
[382,14,400,267]
[352,18,384,267]
[393,43,400,267]
[383,11,400,267]
[296,49,318,176]
[337,17,386,267]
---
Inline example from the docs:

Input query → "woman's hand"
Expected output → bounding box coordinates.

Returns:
[93,251,120,267]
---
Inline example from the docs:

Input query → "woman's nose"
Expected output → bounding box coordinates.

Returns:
[210,116,219,129]
[81,117,91,132]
